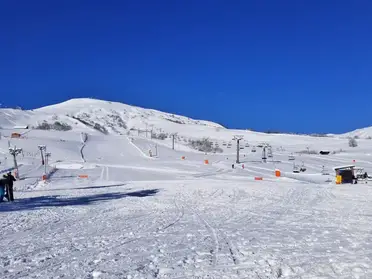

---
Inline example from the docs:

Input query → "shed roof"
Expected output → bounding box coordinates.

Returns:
[333,165,355,171]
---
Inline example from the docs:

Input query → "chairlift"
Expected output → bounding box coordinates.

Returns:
[321,166,330,175]
[288,154,295,161]
[300,161,307,172]
[240,146,244,150]
[267,147,273,158]
[245,144,249,147]
[222,143,227,146]
[251,146,256,152]
[262,146,267,162]
[293,163,300,173]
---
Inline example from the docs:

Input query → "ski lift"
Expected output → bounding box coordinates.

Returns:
[288,154,295,161]
[267,147,273,158]
[293,163,300,173]
[222,142,227,146]
[262,146,267,162]
[252,146,256,152]
[227,146,231,149]
[245,144,249,147]
[321,166,329,175]
[240,146,244,150]
[300,161,306,172]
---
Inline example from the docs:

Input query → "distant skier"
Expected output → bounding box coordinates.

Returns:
[3,172,16,201]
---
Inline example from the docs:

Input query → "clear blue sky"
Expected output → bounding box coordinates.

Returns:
[1,0,371,133]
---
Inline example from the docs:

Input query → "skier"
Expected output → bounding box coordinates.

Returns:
[3,172,16,201]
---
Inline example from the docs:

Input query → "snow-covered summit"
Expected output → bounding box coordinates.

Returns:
[0,98,224,135]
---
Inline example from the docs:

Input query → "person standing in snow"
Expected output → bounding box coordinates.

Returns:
[3,172,16,201]
[0,178,6,202]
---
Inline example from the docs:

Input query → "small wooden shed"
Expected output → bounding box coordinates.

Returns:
[333,165,355,184]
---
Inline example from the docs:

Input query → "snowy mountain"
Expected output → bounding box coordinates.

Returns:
[0,98,224,135]
[341,126,372,139]
[1,98,370,144]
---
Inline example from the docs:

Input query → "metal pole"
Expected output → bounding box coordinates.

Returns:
[155,144,158,157]
[172,134,175,150]
[9,146,22,179]
[44,155,47,175]
[12,154,19,178]
[233,135,244,164]
[236,139,240,164]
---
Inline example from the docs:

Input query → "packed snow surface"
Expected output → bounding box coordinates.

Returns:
[1,99,372,278]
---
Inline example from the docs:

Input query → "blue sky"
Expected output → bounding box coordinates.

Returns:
[1,0,371,133]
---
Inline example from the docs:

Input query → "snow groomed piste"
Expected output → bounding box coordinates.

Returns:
[1,99,372,278]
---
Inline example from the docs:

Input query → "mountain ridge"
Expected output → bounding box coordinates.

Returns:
[0,98,371,138]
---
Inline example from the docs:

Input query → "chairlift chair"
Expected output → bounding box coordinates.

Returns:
[262,147,267,162]
[300,161,307,172]
[321,166,330,175]
[252,146,257,152]
[293,163,300,173]
[267,147,273,158]
[288,154,295,161]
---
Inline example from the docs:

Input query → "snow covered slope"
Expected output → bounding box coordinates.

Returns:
[0,98,223,136]
[341,126,372,139]
[2,99,372,278]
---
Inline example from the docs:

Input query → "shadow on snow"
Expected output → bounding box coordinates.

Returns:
[0,189,160,212]
[18,183,129,192]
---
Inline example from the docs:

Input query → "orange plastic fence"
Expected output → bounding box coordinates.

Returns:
[254,177,263,181]
[78,174,89,178]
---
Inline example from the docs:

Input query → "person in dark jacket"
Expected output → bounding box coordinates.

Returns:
[3,172,16,201]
